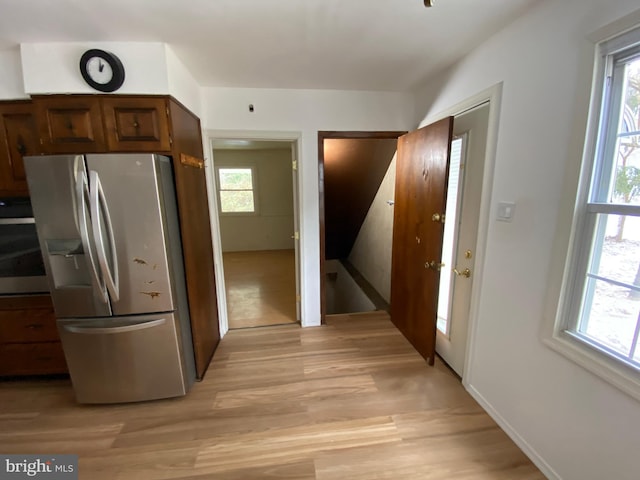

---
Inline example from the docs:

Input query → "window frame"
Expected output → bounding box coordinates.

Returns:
[547,24,640,401]
[215,165,259,216]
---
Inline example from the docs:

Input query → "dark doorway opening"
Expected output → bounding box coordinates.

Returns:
[318,131,405,322]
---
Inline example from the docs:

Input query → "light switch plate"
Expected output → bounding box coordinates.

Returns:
[497,201,516,222]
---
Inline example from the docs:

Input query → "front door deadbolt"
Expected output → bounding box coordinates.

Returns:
[453,267,472,278]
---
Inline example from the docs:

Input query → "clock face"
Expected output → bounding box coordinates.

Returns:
[79,49,125,93]
[86,56,114,85]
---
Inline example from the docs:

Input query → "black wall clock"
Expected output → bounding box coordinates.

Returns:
[79,49,125,93]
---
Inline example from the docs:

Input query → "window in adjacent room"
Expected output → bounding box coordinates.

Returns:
[556,26,640,393]
[217,167,257,214]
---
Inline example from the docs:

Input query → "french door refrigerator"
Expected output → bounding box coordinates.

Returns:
[24,153,196,404]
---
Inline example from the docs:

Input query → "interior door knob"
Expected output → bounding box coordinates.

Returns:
[431,213,446,223]
[425,261,445,271]
[453,267,471,278]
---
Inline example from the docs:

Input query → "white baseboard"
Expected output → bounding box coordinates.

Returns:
[463,382,561,480]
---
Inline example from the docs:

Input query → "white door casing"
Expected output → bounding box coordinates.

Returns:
[205,131,303,336]
[291,142,301,321]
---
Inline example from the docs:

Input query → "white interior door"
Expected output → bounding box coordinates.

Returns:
[436,103,490,376]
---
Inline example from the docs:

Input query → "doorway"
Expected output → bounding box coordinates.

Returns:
[390,98,496,374]
[435,103,490,376]
[318,131,406,321]
[210,138,301,330]
[314,86,500,380]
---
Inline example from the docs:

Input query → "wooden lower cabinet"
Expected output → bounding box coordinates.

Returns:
[0,295,67,376]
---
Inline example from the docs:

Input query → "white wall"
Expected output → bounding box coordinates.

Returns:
[20,42,169,94]
[16,42,202,114]
[413,1,640,479]
[165,45,203,118]
[215,148,295,252]
[202,87,414,326]
[0,48,27,99]
[349,154,397,303]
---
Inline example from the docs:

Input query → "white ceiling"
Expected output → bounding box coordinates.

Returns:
[0,0,541,92]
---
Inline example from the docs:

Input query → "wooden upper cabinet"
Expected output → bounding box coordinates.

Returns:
[102,97,171,152]
[0,101,40,196]
[33,95,106,153]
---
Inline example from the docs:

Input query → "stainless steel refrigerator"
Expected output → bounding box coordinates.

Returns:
[24,153,196,404]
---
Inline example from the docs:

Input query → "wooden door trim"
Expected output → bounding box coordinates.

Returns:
[318,131,406,323]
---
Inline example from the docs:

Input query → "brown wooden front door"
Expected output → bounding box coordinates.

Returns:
[390,117,454,365]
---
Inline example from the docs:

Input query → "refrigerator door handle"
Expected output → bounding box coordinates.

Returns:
[62,318,166,335]
[75,169,108,303]
[89,170,120,302]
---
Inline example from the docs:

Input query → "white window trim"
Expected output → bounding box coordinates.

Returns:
[215,165,259,216]
[545,22,640,402]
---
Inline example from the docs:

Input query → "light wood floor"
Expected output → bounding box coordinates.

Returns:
[0,312,544,479]
[223,250,297,329]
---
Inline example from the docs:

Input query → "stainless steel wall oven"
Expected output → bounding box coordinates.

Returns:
[0,197,48,295]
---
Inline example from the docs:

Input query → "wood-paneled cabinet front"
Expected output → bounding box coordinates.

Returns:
[0,295,67,376]
[33,96,172,154]
[33,95,106,154]
[102,97,171,152]
[0,101,40,196]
